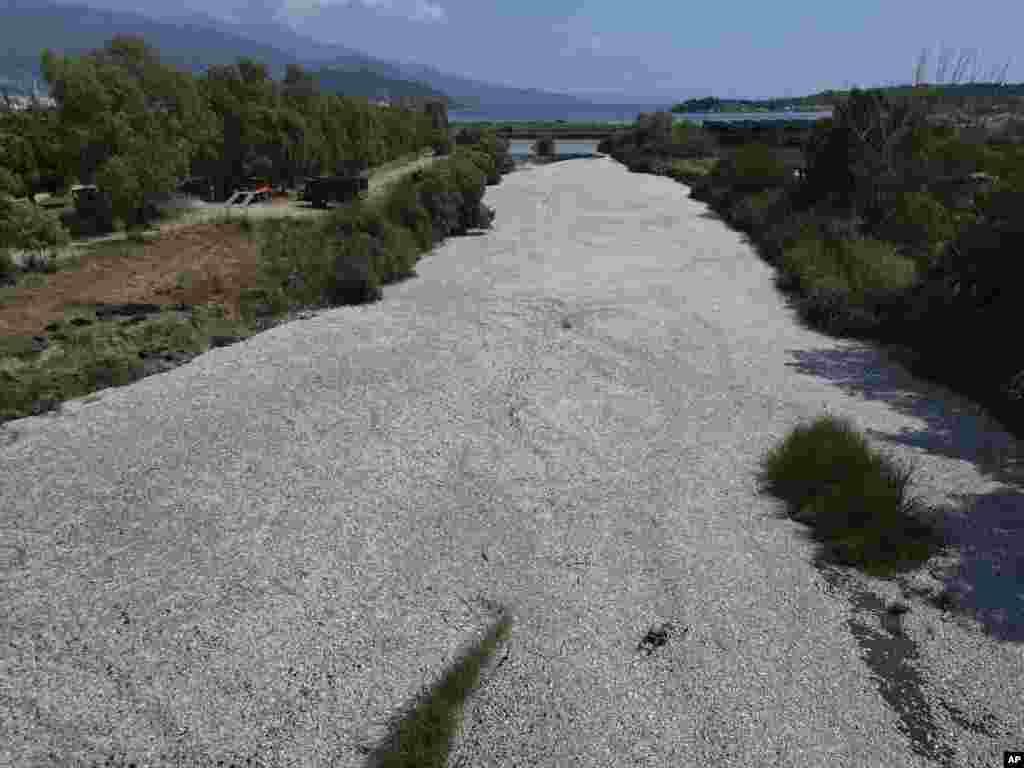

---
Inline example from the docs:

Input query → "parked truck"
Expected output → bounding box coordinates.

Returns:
[300,172,369,208]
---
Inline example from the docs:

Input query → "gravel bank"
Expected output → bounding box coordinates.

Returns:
[1,157,1021,768]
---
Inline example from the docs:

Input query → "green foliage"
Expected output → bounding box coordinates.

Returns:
[0,197,71,254]
[33,37,440,206]
[789,235,918,297]
[370,614,512,768]
[0,168,26,199]
[382,177,435,250]
[711,144,791,196]
[0,308,259,424]
[259,145,500,312]
[454,148,499,185]
[876,191,955,270]
[0,248,16,283]
[666,157,718,185]
[758,413,943,576]
[257,218,332,309]
[780,236,918,335]
[453,127,514,174]
[728,187,791,236]
[0,106,64,197]
[801,89,934,222]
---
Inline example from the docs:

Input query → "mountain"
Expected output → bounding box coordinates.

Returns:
[0,0,599,107]
[152,8,599,107]
[0,0,455,104]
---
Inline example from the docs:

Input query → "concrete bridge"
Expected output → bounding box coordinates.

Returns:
[493,127,621,141]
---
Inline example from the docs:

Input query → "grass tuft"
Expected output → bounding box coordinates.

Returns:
[758,413,945,577]
[368,612,513,768]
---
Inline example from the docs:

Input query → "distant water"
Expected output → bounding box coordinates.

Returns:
[449,104,832,125]
[449,104,671,124]
[506,139,601,159]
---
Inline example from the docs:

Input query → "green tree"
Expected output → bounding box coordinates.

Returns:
[42,36,205,226]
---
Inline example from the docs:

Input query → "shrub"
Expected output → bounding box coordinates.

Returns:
[0,248,15,284]
[665,123,718,159]
[455,148,498,185]
[621,151,670,176]
[875,191,955,271]
[416,165,466,240]
[325,231,383,305]
[779,235,917,336]
[667,158,717,185]
[711,144,791,196]
[835,238,918,301]
[453,128,514,175]
[382,177,434,250]
[728,187,791,237]
[257,149,495,314]
[0,197,71,255]
[758,413,943,575]
[0,168,26,199]
[258,218,332,309]
[760,212,827,264]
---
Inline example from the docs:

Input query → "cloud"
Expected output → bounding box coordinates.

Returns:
[279,0,445,22]
[557,25,606,57]
[412,0,445,22]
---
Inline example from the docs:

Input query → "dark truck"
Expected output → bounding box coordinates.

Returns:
[301,172,369,208]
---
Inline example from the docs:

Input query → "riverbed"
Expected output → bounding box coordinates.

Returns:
[2,156,1020,767]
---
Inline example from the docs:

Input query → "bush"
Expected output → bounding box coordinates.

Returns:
[779,235,917,336]
[0,168,26,199]
[760,212,827,264]
[415,165,464,241]
[0,197,71,256]
[0,248,15,284]
[620,151,670,176]
[666,158,717,185]
[711,144,791,196]
[758,413,943,575]
[665,123,718,159]
[455,148,499,185]
[257,148,495,314]
[875,191,955,271]
[382,177,434,251]
[258,218,332,309]
[453,128,514,175]
[728,187,791,237]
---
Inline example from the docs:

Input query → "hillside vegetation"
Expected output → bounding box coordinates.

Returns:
[673,83,1024,115]
[0,34,454,245]
[0,33,516,421]
[601,87,1024,445]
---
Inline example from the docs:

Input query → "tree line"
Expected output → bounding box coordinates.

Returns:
[0,35,448,228]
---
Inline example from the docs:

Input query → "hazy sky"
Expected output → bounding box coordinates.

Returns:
[62,0,1024,101]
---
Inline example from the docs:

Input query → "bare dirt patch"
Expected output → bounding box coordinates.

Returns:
[0,222,261,338]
